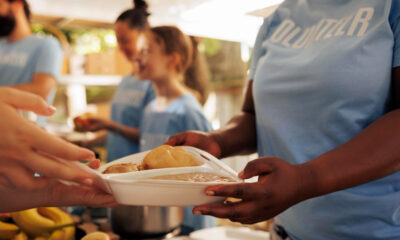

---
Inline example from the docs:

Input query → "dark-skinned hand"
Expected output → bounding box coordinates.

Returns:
[192,157,312,224]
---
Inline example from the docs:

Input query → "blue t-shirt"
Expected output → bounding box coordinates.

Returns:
[0,35,63,85]
[139,93,214,230]
[106,75,155,162]
[0,34,63,126]
[250,0,400,239]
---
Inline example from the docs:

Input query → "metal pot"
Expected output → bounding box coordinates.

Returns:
[109,206,183,238]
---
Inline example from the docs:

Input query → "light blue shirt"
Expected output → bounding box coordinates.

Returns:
[139,93,215,230]
[250,0,400,239]
[0,34,63,126]
[106,75,155,162]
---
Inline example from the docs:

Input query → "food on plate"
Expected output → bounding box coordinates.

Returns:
[141,145,199,170]
[73,113,94,131]
[102,163,140,174]
[150,172,236,183]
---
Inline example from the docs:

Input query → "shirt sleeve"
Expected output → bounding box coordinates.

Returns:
[248,17,271,80]
[390,0,400,68]
[34,37,64,80]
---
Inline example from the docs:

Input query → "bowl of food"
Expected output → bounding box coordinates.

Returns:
[61,145,241,206]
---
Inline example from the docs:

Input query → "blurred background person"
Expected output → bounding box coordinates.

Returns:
[136,25,214,231]
[74,0,155,163]
[0,0,63,126]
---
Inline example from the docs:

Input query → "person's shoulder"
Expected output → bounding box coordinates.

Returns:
[37,35,62,50]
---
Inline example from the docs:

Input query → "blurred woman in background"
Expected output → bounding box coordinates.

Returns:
[75,0,155,163]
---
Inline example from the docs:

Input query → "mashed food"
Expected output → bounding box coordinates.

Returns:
[150,172,235,183]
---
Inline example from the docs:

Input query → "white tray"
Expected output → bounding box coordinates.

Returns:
[59,146,242,206]
[190,227,270,240]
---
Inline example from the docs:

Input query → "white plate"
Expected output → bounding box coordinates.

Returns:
[190,227,270,240]
[57,146,242,206]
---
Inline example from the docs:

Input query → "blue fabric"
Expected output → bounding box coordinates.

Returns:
[106,75,155,162]
[0,35,63,126]
[0,35,63,84]
[139,93,214,230]
[250,0,400,239]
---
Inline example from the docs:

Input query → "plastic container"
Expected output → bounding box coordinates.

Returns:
[60,146,242,206]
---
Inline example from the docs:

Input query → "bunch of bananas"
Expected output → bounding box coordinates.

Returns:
[0,207,75,240]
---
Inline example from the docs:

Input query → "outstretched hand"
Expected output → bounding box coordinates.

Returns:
[0,88,96,191]
[192,157,313,224]
[165,130,222,158]
[74,116,112,132]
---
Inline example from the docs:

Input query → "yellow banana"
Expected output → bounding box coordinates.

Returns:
[33,237,47,240]
[38,207,75,240]
[37,207,73,226]
[11,231,27,240]
[0,221,19,239]
[11,208,55,237]
[48,229,65,240]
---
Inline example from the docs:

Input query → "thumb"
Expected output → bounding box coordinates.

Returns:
[239,158,274,179]
[0,88,55,116]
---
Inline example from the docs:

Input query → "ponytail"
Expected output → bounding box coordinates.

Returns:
[184,37,211,105]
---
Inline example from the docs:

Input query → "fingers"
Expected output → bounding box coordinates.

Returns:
[28,125,95,161]
[165,131,222,158]
[193,201,262,222]
[0,162,51,191]
[164,132,187,146]
[204,183,265,200]
[239,158,275,179]
[49,183,117,207]
[0,88,56,116]
[22,151,94,186]
[87,159,101,169]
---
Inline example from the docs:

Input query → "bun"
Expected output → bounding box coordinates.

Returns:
[133,0,149,14]
[141,145,200,170]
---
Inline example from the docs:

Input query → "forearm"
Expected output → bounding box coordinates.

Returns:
[12,84,48,99]
[210,81,257,158]
[209,113,257,158]
[12,74,57,99]
[107,122,139,143]
[303,109,400,199]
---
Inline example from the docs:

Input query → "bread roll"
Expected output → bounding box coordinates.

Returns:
[102,163,140,174]
[141,145,199,170]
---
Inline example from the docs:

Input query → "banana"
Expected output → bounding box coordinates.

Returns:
[48,229,65,240]
[37,207,75,240]
[0,221,19,239]
[11,231,27,240]
[33,237,47,240]
[11,208,55,237]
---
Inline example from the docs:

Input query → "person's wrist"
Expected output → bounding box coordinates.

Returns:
[294,162,319,202]
[108,122,124,135]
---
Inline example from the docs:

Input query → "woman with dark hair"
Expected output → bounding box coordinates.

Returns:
[76,0,155,163]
